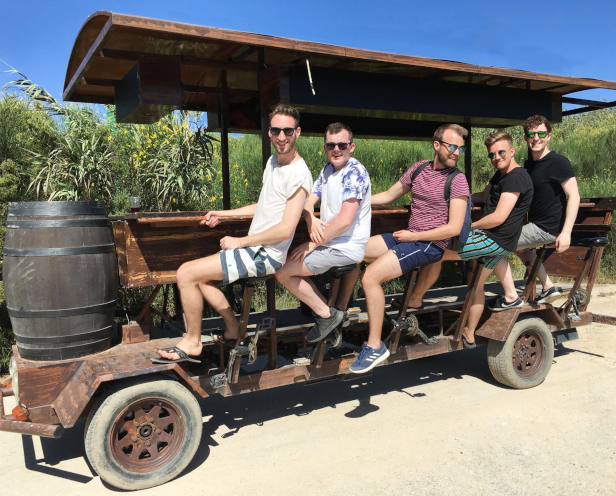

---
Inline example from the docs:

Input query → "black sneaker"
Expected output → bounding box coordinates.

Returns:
[306,307,345,343]
[489,296,523,312]
[535,287,561,304]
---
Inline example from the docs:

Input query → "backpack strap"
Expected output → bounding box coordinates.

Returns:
[444,168,461,203]
[410,160,431,184]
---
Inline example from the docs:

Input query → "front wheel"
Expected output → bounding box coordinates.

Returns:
[84,375,203,490]
[487,315,554,389]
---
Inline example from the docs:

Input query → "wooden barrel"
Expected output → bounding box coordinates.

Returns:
[2,201,118,361]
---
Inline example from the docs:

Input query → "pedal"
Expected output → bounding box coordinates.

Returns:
[210,373,227,389]
[293,357,311,366]
[342,307,361,327]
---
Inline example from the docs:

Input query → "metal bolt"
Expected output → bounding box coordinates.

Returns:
[146,441,151,447]
[134,420,140,427]
[131,436,138,442]
[156,429,161,434]
[138,443,142,448]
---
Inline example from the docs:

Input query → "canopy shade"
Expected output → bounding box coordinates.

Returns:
[63,11,616,138]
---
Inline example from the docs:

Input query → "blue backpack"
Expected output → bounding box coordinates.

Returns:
[411,161,471,251]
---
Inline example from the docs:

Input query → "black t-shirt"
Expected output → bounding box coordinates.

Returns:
[524,151,575,234]
[484,167,534,252]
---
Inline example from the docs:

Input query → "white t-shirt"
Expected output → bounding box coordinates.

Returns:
[248,155,313,265]
[312,158,372,261]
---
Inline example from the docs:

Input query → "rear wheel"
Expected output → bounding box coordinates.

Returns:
[84,375,202,490]
[487,316,554,389]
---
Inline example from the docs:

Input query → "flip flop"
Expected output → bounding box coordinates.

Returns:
[151,346,202,364]
[390,297,423,311]
[211,332,237,347]
[462,336,476,349]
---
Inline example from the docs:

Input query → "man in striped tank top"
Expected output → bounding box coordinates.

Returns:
[350,124,470,374]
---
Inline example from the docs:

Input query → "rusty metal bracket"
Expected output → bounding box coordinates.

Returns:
[0,386,64,438]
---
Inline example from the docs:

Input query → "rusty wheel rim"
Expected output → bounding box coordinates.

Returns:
[109,397,185,473]
[512,329,545,378]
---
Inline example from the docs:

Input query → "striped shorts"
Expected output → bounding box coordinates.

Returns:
[220,245,282,285]
[457,229,512,270]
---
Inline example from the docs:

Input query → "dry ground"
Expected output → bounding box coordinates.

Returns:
[1,286,616,496]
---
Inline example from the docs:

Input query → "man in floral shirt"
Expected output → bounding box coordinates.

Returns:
[276,122,371,343]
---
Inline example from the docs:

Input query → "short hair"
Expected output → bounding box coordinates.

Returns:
[325,122,353,142]
[484,131,513,149]
[523,115,551,133]
[269,104,300,127]
[433,124,468,142]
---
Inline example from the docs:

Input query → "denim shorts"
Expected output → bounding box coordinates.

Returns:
[381,233,444,275]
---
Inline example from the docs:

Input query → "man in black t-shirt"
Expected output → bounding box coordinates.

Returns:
[491,115,580,308]
[410,132,533,347]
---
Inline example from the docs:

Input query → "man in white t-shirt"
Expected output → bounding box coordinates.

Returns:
[155,104,313,363]
[276,122,371,343]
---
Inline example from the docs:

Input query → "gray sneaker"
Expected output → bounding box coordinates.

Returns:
[306,307,345,343]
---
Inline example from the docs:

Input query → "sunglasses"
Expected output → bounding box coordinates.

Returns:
[269,127,296,137]
[324,142,352,151]
[525,131,549,139]
[488,150,508,159]
[439,140,466,153]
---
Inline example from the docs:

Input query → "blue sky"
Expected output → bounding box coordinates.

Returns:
[2,0,616,106]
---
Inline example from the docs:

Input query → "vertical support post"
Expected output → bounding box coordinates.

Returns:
[220,70,231,210]
[464,126,472,192]
[453,263,483,341]
[258,48,270,170]
[266,278,278,369]
[521,247,547,303]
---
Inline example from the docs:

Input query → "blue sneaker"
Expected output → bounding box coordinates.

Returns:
[349,341,390,374]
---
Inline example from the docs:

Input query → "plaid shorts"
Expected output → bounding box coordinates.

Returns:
[220,245,282,285]
[457,229,512,270]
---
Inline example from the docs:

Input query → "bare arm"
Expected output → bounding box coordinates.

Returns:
[200,203,258,227]
[392,196,468,242]
[472,191,520,230]
[303,193,328,244]
[371,181,410,206]
[290,199,360,261]
[555,177,580,252]
[219,187,308,249]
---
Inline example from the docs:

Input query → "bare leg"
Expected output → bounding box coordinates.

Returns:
[518,249,554,291]
[360,250,404,349]
[492,258,521,302]
[335,264,360,311]
[407,250,459,305]
[408,261,442,307]
[275,259,330,318]
[158,254,231,360]
[463,266,493,344]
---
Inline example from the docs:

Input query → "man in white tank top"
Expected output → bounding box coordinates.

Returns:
[155,105,312,363]
[276,123,371,343]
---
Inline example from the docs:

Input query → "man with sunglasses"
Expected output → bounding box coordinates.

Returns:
[490,115,580,309]
[406,131,533,347]
[155,104,313,363]
[349,124,470,373]
[276,122,371,342]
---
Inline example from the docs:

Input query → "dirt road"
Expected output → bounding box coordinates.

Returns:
[2,286,616,496]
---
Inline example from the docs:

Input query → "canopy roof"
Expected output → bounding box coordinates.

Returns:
[63,11,616,137]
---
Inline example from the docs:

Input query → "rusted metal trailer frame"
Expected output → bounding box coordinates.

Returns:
[2,10,616,491]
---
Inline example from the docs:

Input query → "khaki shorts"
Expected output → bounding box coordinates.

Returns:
[304,246,359,275]
[517,223,557,251]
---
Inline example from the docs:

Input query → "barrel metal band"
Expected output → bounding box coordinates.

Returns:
[3,244,115,257]
[13,325,114,344]
[7,299,116,318]
[8,202,106,216]
[7,219,110,229]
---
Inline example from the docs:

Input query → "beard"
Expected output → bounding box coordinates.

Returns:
[438,147,459,168]
[273,135,296,155]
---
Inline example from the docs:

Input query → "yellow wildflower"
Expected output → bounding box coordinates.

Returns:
[107,135,112,141]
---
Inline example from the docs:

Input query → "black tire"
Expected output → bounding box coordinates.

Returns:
[84,375,202,490]
[487,315,554,389]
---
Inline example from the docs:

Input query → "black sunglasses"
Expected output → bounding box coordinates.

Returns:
[324,142,352,151]
[439,140,466,153]
[488,150,508,159]
[525,131,549,139]
[269,127,296,137]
